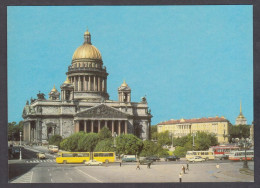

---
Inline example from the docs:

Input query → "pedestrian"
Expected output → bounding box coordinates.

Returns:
[120,161,122,167]
[147,162,151,169]
[136,161,141,170]
[179,173,182,183]
[182,165,185,174]
[186,163,189,171]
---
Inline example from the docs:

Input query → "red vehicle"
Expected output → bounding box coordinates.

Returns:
[210,145,240,159]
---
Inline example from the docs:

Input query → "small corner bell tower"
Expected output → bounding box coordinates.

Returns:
[49,85,60,100]
[118,80,131,103]
[60,77,74,101]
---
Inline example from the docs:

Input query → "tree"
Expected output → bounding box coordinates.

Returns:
[98,127,112,141]
[229,124,250,142]
[116,134,143,156]
[48,135,63,147]
[157,131,171,146]
[8,121,23,141]
[94,139,114,152]
[60,132,85,151]
[139,140,158,157]
[151,125,158,140]
[139,140,170,157]
[78,133,99,152]
[173,146,187,157]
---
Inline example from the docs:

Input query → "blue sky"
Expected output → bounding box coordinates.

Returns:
[7,5,253,125]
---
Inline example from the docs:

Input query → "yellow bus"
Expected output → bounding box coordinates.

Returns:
[93,152,115,163]
[56,152,90,164]
[56,152,115,164]
[186,151,215,160]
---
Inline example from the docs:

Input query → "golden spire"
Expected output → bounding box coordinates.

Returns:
[51,84,57,92]
[84,28,90,35]
[240,100,242,114]
[121,80,128,87]
[64,76,70,84]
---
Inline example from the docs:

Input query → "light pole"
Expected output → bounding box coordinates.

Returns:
[239,138,251,169]
[169,133,173,147]
[19,131,22,160]
[192,132,196,151]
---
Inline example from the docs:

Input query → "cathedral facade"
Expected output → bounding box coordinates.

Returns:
[22,30,152,144]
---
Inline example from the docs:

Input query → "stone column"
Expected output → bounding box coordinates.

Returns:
[98,121,101,132]
[105,78,107,92]
[105,120,108,128]
[125,120,127,134]
[112,120,114,135]
[88,76,90,91]
[91,120,94,132]
[83,76,86,91]
[118,121,121,135]
[78,76,81,91]
[84,120,87,133]
[98,77,100,91]
[102,78,104,91]
[94,76,96,91]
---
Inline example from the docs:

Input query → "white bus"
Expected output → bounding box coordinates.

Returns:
[228,150,254,161]
[186,151,215,160]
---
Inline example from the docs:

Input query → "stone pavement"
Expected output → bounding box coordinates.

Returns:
[76,161,254,182]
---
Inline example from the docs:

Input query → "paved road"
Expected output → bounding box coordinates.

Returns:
[8,146,254,183]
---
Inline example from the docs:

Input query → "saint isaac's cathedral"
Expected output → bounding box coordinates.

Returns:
[22,30,152,144]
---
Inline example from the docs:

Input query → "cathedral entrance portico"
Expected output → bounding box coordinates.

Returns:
[74,119,128,135]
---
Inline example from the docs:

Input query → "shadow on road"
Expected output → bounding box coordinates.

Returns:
[8,162,38,181]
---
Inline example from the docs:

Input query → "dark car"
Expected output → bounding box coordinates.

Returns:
[165,156,180,161]
[140,158,153,165]
[146,156,160,162]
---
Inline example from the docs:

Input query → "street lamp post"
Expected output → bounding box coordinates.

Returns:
[192,132,196,151]
[19,131,22,160]
[169,133,173,147]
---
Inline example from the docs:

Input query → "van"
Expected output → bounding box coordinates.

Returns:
[48,145,59,153]
[122,155,136,162]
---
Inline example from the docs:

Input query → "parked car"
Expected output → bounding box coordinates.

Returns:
[36,152,46,159]
[139,158,153,165]
[146,156,160,162]
[165,156,180,161]
[85,160,103,166]
[187,156,205,162]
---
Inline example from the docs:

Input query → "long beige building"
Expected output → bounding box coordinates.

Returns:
[157,116,231,144]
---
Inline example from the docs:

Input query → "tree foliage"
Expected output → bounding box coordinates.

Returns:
[157,131,171,146]
[150,125,158,140]
[139,140,169,157]
[115,134,143,156]
[94,139,114,152]
[78,133,99,152]
[8,121,23,141]
[173,146,187,157]
[48,135,63,147]
[98,127,112,141]
[229,124,250,142]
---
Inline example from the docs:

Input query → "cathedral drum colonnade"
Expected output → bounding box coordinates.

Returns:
[22,30,152,144]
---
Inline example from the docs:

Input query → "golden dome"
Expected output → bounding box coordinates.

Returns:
[51,85,57,92]
[72,44,102,60]
[72,30,102,60]
[121,80,128,87]
[64,77,70,84]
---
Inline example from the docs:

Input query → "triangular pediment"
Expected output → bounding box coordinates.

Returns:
[75,104,129,118]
